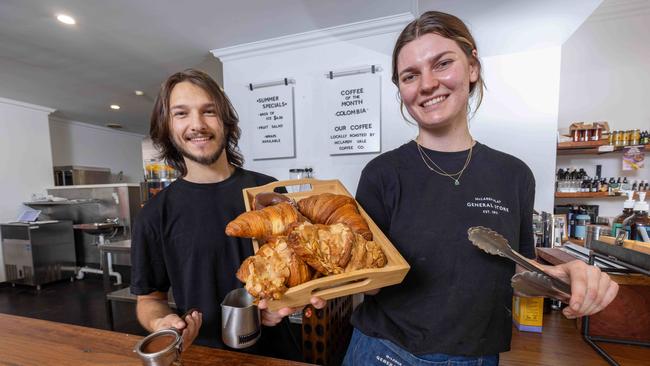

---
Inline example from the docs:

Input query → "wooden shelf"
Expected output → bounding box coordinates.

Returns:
[555,192,641,199]
[557,140,608,149]
[557,141,650,155]
[556,192,617,199]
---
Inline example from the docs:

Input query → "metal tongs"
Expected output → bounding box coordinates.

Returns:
[467,226,571,302]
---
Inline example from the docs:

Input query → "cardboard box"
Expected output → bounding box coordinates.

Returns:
[513,296,544,333]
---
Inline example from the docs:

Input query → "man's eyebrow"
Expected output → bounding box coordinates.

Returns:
[170,102,215,110]
[398,50,454,76]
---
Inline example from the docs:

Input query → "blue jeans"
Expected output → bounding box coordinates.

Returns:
[342,329,499,366]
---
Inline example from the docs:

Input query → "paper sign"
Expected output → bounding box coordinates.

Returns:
[324,74,381,155]
[249,85,295,160]
[623,145,645,171]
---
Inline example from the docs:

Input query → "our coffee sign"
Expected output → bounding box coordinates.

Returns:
[250,85,295,160]
[325,74,380,155]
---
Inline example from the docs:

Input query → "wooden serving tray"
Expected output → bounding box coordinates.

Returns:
[241,178,410,311]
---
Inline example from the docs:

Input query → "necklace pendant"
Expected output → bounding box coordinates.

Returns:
[454,180,460,186]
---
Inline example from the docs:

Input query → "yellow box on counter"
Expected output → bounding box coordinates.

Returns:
[512,296,544,333]
[241,178,410,311]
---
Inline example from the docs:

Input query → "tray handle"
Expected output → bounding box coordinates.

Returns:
[310,277,372,298]
[251,178,350,195]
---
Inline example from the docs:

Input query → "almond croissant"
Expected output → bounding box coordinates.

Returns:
[297,193,372,240]
[236,236,312,300]
[344,234,387,272]
[287,222,355,275]
[225,202,302,239]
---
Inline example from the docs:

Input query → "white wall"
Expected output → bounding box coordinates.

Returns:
[215,20,561,213]
[557,10,650,217]
[474,47,562,214]
[0,97,55,282]
[49,118,146,183]
[218,28,417,193]
[142,137,159,162]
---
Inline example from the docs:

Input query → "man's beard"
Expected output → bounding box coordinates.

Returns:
[172,135,226,166]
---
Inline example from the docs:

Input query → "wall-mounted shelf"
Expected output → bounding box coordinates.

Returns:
[555,192,641,199]
[557,141,649,156]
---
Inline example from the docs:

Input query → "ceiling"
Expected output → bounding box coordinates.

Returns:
[0,0,602,134]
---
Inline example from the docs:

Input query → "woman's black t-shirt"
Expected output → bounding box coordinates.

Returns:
[351,141,535,356]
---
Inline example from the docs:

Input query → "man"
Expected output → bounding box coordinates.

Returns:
[131,69,324,358]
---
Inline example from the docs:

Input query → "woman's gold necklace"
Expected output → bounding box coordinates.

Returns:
[414,139,474,186]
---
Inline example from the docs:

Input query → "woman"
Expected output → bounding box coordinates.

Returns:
[343,11,618,365]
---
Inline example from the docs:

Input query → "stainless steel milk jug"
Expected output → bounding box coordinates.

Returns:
[221,288,261,349]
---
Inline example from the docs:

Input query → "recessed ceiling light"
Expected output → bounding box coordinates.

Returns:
[56,14,76,25]
[106,123,123,129]
[134,90,144,96]
[110,104,120,110]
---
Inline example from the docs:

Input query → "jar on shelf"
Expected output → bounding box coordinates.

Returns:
[592,126,602,141]
[630,129,641,145]
[572,129,580,142]
[622,130,630,146]
[614,130,623,146]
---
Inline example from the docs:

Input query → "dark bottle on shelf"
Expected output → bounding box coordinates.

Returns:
[611,191,635,238]
[591,178,599,192]
[580,168,588,179]
[622,176,630,191]
[630,193,649,242]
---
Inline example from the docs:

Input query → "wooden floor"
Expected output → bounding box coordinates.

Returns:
[1,279,649,365]
[504,311,650,366]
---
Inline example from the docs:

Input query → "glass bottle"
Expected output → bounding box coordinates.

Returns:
[631,129,641,145]
[611,193,635,238]
[630,193,649,242]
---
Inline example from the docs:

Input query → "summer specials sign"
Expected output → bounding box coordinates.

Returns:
[325,74,380,155]
[250,85,295,160]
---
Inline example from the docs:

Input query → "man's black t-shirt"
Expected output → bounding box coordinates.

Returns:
[130,168,299,357]
[351,141,535,356]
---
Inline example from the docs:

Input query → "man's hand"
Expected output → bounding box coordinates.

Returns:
[152,310,203,351]
[257,296,326,326]
[543,260,619,319]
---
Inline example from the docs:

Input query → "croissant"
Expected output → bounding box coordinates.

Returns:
[287,222,354,275]
[344,234,387,272]
[225,202,302,239]
[297,193,372,240]
[236,236,312,300]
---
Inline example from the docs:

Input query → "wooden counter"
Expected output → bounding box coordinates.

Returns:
[0,313,314,366]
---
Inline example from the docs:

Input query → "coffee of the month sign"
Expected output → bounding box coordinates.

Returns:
[250,85,295,160]
[325,74,380,155]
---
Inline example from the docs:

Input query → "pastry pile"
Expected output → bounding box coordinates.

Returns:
[225,192,386,301]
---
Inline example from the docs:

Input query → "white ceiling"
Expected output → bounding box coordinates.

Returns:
[0,0,602,134]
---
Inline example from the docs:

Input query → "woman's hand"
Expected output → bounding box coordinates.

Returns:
[258,296,326,326]
[543,260,618,319]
